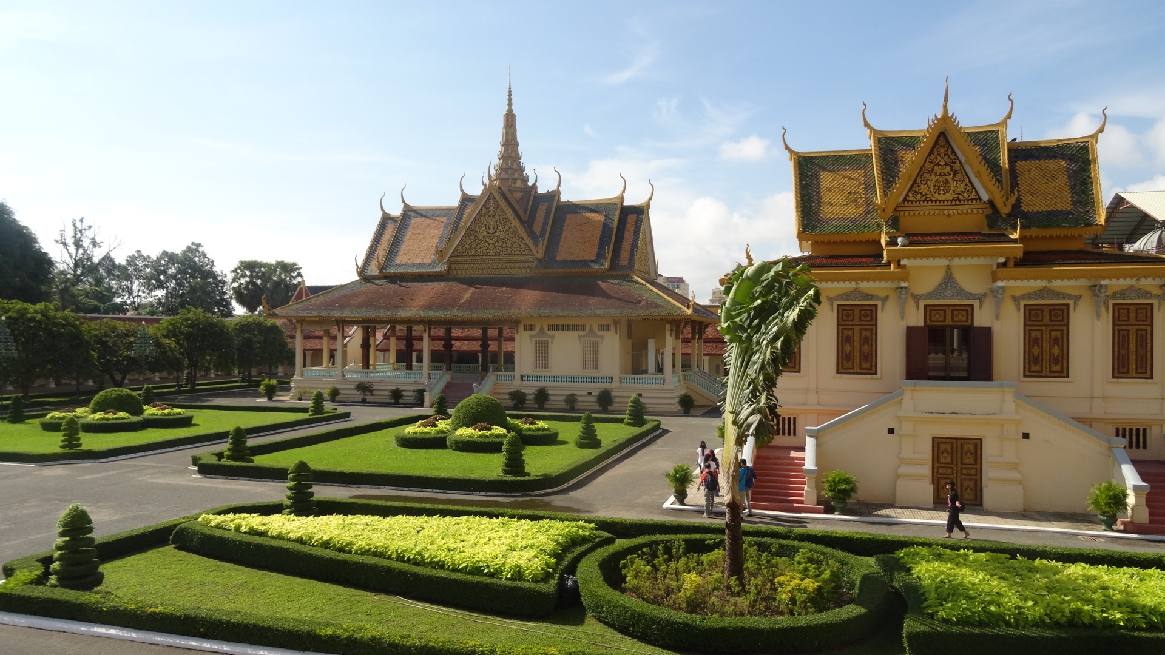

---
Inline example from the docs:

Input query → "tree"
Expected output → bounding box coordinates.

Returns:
[0,300,92,396]
[224,425,252,462]
[52,217,122,313]
[501,432,527,476]
[595,388,614,412]
[148,244,233,317]
[114,251,156,314]
[230,260,303,314]
[155,308,234,389]
[718,256,819,583]
[59,415,82,450]
[0,201,53,303]
[84,319,140,387]
[48,504,103,590]
[533,387,550,410]
[283,460,316,516]
[432,393,448,416]
[6,395,23,423]
[231,315,291,381]
[265,261,303,309]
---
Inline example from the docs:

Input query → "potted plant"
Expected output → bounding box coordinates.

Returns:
[508,389,527,410]
[563,393,578,411]
[822,470,858,514]
[1087,480,1127,531]
[353,382,373,403]
[595,388,614,412]
[325,385,340,403]
[389,387,403,405]
[677,393,695,415]
[258,378,279,401]
[533,387,550,410]
[665,464,695,505]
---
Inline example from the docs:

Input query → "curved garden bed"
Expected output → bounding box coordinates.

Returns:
[447,432,508,452]
[142,414,195,428]
[79,417,146,433]
[577,534,893,653]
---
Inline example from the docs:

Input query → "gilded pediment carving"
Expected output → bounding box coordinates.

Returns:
[446,193,536,275]
[901,133,982,206]
[912,266,986,309]
[827,288,889,312]
[1010,286,1082,312]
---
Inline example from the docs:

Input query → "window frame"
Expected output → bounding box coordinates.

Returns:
[581,338,600,372]
[835,303,878,376]
[1022,303,1070,379]
[533,339,551,372]
[1112,302,1153,380]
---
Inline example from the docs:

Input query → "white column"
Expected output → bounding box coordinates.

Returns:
[612,320,622,386]
[647,337,657,374]
[422,323,431,383]
[513,322,523,379]
[321,329,330,368]
[388,325,397,368]
[335,321,345,379]
[294,321,303,378]
[663,323,674,381]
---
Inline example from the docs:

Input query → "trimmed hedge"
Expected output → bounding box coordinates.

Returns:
[38,419,65,432]
[193,418,662,493]
[20,379,250,410]
[142,414,195,428]
[171,520,611,617]
[393,432,449,449]
[447,432,507,453]
[79,417,145,433]
[90,388,144,416]
[448,394,507,430]
[0,409,351,464]
[578,535,891,653]
[880,555,1165,655]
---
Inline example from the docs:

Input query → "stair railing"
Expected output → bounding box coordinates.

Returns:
[1113,447,1150,525]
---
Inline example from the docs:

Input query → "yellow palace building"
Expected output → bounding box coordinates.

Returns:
[752,88,1165,532]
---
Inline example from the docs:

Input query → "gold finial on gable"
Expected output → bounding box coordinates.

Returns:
[745,244,754,266]
[645,179,654,207]
[400,184,408,208]
[861,102,874,132]
[618,173,627,197]
[459,174,466,196]
[553,167,562,192]
[1001,93,1014,123]
[379,193,389,218]
[261,295,271,313]
[1092,107,1108,137]
[941,76,949,118]
[781,126,797,160]
[688,291,696,313]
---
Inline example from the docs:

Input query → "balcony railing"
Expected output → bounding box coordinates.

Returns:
[344,370,423,380]
[520,374,614,385]
[620,374,667,386]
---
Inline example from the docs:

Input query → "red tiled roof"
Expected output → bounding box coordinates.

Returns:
[1015,250,1165,266]
[903,232,1016,244]
[789,254,888,268]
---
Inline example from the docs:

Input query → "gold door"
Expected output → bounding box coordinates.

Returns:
[932,437,982,505]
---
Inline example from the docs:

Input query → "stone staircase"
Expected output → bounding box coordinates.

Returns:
[441,374,482,409]
[749,446,824,513]
[1121,460,1165,535]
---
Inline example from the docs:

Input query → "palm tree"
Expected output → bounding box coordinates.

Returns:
[718,254,819,582]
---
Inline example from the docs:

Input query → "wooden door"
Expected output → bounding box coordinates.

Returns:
[932,437,982,505]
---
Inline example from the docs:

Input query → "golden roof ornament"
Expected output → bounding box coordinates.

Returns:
[493,77,530,191]
[379,193,390,218]
[745,244,754,266]
[400,184,409,209]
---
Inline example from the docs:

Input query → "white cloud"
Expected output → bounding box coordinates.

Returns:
[719,135,771,161]
[602,38,659,85]
[1123,174,1165,193]
[583,123,599,139]
[1147,116,1165,165]
[1045,112,1148,169]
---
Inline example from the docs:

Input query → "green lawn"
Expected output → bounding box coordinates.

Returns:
[99,546,675,655]
[251,420,644,476]
[0,409,311,453]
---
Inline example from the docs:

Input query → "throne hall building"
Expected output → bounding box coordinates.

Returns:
[751,90,1165,532]
[272,86,721,414]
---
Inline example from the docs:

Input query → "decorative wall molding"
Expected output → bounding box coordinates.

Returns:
[991,284,1006,320]
[577,327,605,343]
[1011,286,1082,312]
[827,288,889,312]
[1090,283,1108,319]
[911,266,987,309]
[1105,285,1165,313]
[897,286,909,319]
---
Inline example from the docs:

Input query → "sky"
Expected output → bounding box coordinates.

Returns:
[3,1,1165,306]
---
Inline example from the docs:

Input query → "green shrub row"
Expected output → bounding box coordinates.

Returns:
[165,403,310,413]
[171,520,611,617]
[393,432,449,449]
[142,414,195,428]
[515,431,559,446]
[447,433,507,452]
[0,410,352,464]
[78,417,145,433]
[193,419,662,493]
[578,535,891,653]
[879,555,1165,655]
[20,380,251,410]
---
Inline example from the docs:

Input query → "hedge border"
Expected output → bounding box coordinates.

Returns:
[171,520,612,617]
[142,414,195,429]
[20,379,254,410]
[394,432,449,449]
[515,430,560,446]
[192,416,661,493]
[447,433,507,452]
[577,534,891,653]
[0,408,350,463]
[79,417,146,433]
[876,554,1165,655]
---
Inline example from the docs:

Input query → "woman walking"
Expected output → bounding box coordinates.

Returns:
[943,480,971,539]
[696,462,719,518]
[696,441,708,470]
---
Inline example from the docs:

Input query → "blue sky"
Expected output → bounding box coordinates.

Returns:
[3,1,1165,304]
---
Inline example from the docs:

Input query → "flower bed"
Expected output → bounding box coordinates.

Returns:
[509,417,560,445]
[80,412,145,433]
[39,408,91,432]
[396,416,450,449]
[448,423,510,452]
[577,534,892,653]
[141,403,193,428]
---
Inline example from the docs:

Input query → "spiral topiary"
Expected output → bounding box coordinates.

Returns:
[283,460,316,516]
[224,425,252,462]
[624,395,646,427]
[90,387,144,416]
[501,431,527,477]
[59,415,82,450]
[432,393,448,416]
[6,395,24,423]
[309,390,326,416]
[449,393,508,430]
[139,385,155,405]
[575,411,601,449]
[48,503,103,590]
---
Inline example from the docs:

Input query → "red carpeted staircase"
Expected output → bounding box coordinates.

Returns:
[1120,460,1165,535]
[441,382,476,408]
[749,447,824,513]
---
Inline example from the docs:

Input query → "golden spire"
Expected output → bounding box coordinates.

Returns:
[493,76,530,191]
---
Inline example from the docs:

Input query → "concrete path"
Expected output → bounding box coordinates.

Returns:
[3,399,1164,653]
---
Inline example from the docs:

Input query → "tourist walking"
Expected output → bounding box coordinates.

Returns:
[696,441,708,470]
[942,480,970,539]
[704,451,720,475]
[738,458,758,516]
[696,462,719,518]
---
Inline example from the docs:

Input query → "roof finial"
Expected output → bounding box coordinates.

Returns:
[861,102,874,131]
[618,173,627,197]
[780,126,796,159]
[400,184,408,207]
[459,174,466,195]
[941,77,949,117]
[507,67,513,112]
[745,244,754,266]
[645,179,654,206]
[531,168,538,188]
[1093,106,1108,137]
[553,167,562,192]
[1001,93,1014,123]
[379,193,389,218]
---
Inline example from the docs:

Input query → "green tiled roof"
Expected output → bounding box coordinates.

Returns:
[797,151,892,234]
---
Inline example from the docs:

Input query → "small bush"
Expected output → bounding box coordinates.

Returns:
[508,389,527,410]
[90,387,144,416]
[283,460,316,517]
[501,432,527,477]
[259,378,279,400]
[59,416,82,450]
[432,393,448,415]
[716,422,725,441]
[665,464,694,493]
[308,390,325,416]
[575,412,601,449]
[564,393,578,411]
[224,426,252,462]
[139,385,155,405]
[449,393,508,430]
[1087,480,1128,515]
[822,470,858,502]
[390,387,403,405]
[533,387,549,410]
[6,395,24,423]
[47,503,103,590]
[325,385,340,402]
[596,388,614,412]
[624,395,646,427]
[677,394,695,415]
[412,388,426,406]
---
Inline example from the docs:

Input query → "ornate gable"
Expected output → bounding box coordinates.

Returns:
[445,191,537,276]
[901,132,983,207]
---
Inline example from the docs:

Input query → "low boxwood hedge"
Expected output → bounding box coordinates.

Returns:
[880,555,1165,655]
[577,535,891,653]
[516,430,560,446]
[171,519,612,617]
[142,414,195,428]
[193,419,662,493]
[393,432,449,449]
[38,419,65,432]
[447,432,507,452]
[79,417,146,433]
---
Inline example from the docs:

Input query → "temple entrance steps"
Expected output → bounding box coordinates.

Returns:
[1121,460,1165,535]
[442,378,479,408]
[748,446,824,514]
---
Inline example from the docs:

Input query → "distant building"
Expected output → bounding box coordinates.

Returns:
[656,275,689,299]
[1090,190,1165,253]
[708,287,727,305]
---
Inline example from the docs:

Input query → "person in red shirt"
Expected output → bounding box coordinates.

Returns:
[696,462,719,518]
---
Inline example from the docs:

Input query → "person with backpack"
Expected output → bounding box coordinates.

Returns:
[738,458,758,516]
[696,461,719,518]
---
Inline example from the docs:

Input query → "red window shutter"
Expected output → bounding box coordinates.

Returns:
[969,326,992,381]
[905,326,928,380]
